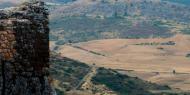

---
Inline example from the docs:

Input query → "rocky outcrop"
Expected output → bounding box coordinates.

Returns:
[0,1,53,95]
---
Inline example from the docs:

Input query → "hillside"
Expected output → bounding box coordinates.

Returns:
[163,0,190,5]
[50,53,190,95]
[92,67,170,95]
[50,54,90,94]
[57,34,190,92]
[49,0,190,44]
[1,0,190,43]
[44,0,76,3]
[50,0,190,22]
[0,2,15,9]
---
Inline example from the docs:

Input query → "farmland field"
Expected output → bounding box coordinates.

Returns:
[55,34,190,91]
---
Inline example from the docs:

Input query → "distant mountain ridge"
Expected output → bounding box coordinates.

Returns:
[0,2,15,9]
[163,0,190,5]
[0,0,76,9]
[50,0,190,22]
[43,0,76,4]
[49,0,190,44]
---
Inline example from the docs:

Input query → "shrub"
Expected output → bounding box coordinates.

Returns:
[55,88,64,95]
[49,34,58,41]
[186,53,190,57]
[55,40,65,45]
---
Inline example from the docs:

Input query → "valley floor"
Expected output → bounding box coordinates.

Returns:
[53,34,190,92]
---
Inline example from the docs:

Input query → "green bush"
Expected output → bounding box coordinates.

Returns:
[49,34,58,41]
[186,53,190,57]
[55,88,64,95]
[55,40,65,45]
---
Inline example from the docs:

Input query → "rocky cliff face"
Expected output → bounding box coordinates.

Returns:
[0,1,53,95]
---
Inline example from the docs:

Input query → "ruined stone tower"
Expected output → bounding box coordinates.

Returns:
[0,1,52,95]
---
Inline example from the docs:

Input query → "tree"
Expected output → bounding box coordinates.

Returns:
[173,70,176,74]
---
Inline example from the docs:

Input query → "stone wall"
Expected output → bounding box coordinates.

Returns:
[0,1,52,95]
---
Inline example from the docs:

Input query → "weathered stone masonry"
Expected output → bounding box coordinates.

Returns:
[0,1,52,95]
